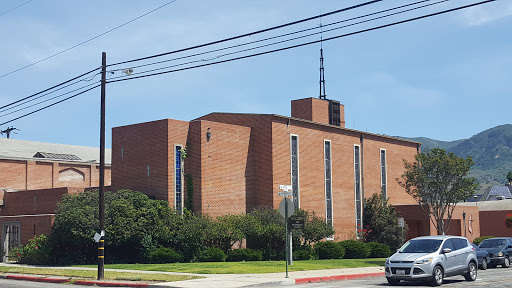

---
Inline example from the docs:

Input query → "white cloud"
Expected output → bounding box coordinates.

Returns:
[460,1,512,26]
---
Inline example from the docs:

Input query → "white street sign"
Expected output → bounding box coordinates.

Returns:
[279,185,292,191]
[278,191,292,197]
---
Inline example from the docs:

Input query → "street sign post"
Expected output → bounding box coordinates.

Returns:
[288,215,305,230]
[278,184,293,278]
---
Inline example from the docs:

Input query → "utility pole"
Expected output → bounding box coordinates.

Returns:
[98,52,106,280]
[0,127,18,138]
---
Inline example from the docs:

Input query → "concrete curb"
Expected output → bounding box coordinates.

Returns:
[294,272,385,284]
[4,274,149,287]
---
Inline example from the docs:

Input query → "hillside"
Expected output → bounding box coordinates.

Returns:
[402,124,512,195]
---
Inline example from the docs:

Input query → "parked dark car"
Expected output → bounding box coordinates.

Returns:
[478,237,512,268]
[471,244,489,270]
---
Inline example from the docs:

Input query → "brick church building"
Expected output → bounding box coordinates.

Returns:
[112,97,435,240]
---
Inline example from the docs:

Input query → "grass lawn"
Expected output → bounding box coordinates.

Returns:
[0,266,201,282]
[77,258,385,274]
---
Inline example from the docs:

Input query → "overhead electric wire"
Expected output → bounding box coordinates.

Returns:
[107,0,384,67]
[0,66,100,111]
[0,82,100,118]
[0,84,100,126]
[0,73,101,114]
[0,0,178,79]
[107,0,495,84]
[108,0,451,81]
[0,0,34,17]
[109,0,441,74]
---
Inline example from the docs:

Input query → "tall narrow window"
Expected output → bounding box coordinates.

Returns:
[324,140,333,228]
[175,145,183,213]
[380,149,387,199]
[354,145,362,237]
[290,135,299,209]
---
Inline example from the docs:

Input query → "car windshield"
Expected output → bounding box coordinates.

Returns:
[399,239,443,253]
[480,239,506,249]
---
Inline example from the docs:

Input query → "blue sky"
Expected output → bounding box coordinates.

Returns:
[0,0,511,148]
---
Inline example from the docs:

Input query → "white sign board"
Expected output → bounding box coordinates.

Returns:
[398,217,405,228]
[279,185,292,192]
[278,191,292,197]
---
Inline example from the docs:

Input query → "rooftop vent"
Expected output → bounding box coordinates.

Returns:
[33,152,81,161]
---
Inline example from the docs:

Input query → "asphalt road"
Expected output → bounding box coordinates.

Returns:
[290,267,512,288]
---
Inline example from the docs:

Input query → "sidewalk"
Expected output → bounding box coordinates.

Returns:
[0,263,385,287]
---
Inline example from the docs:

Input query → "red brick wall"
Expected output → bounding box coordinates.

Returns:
[291,98,330,125]
[0,159,110,191]
[361,134,418,206]
[112,119,189,202]
[192,120,250,217]
[197,114,274,211]
[480,210,512,237]
[0,187,85,245]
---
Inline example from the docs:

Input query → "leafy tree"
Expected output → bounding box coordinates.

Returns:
[507,171,512,184]
[363,193,407,250]
[398,148,477,235]
[294,209,335,247]
[241,207,285,260]
[51,189,178,264]
[203,215,245,253]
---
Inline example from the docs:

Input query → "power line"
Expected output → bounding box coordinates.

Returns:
[107,0,451,82]
[0,0,34,17]
[109,0,441,74]
[108,0,384,67]
[0,66,100,111]
[0,82,100,118]
[0,0,178,79]
[0,84,100,126]
[107,0,495,84]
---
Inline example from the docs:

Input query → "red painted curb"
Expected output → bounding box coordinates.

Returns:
[295,272,384,284]
[5,274,148,287]
[6,275,69,283]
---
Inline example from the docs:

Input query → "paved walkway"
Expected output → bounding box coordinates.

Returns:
[0,263,385,287]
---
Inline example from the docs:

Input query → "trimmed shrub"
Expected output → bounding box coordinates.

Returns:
[149,247,183,263]
[9,235,51,264]
[293,246,314,260]
[314,241,345,259]
[366,242,392,258]
[199,247,226,262]
[226,248,262,262]
[473,236,495,246]
[339,240,370,259]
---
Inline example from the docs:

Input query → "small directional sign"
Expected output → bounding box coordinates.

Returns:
[288,215,305,230]
[279,185,292,192]
[278,191,292,197]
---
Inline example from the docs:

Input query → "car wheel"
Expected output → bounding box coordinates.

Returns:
[386,277,400,286]
[464,262,477,281]
[431,265,443,286]
[503,256,510,268]
[481,258,488,270]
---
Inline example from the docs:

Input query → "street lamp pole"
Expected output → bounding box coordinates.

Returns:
[98,52,106,280]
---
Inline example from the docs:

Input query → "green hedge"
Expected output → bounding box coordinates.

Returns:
[339,240,370,259]
[149,247,183,263]
[199,247,226,262]
[314,241,345,259]
[365,242,392,258]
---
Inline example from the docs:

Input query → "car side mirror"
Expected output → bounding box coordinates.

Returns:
[442,248,452,254]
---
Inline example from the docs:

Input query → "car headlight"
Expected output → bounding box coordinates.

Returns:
[498,252,504,257]
[415,257,433,264]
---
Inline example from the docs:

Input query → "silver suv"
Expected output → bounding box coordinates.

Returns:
[385,235,477,286]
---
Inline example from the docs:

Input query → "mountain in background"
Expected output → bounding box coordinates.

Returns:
[401,124,512,195]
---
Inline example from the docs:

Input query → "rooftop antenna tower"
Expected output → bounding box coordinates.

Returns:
[319,20,327,100]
